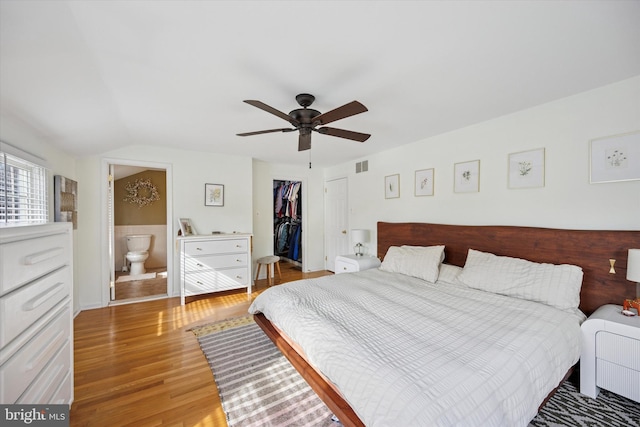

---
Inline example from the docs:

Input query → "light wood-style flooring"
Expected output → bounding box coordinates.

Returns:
[70,263,332,427]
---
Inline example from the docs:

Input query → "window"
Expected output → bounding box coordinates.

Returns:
[0,151,48,224]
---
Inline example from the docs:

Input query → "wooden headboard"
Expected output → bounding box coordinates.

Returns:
[377,222,640,315]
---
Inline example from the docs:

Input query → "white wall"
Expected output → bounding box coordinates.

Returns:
[75,146,253,309]
[0,112,81,313]
[4,76,638,312]
[252,160,326,274]
[325,76,640,252]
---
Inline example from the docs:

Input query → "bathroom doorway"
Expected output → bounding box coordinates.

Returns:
[106,160,172,303]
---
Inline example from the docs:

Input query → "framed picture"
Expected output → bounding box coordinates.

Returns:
[54,175,78,229]
[385,174,400,199]
[454,160,480,193]
[178,218,196,236]
[590,130,640,183]
[205,183,224,206]
[414,168,434,196]
[508,148,545,189]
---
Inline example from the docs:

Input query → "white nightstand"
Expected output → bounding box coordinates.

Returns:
[580,304,640,403]
[335,254,381,274]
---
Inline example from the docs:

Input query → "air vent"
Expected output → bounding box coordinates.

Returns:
[355,160,369,174]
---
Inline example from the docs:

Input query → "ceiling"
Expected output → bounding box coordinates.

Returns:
[1,1,639,168]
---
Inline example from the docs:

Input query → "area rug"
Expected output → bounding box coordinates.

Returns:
[115,272,157,283]
[193,316,640,427]
[529,377,640,426]
[193,315,340,427]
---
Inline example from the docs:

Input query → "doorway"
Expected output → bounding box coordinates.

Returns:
[273,179,302,267]
[103,159,173,305]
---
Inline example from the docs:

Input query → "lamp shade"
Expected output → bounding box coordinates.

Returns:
[352,229,370,244]
[627,249,640,282]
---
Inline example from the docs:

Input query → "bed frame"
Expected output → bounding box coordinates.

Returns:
[255,222,640,426]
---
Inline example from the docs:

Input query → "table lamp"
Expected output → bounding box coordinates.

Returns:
[627,248,640,298]
[352,229,370,256]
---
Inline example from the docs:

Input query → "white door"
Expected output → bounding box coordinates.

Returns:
[324,178,349,272]
[108,164,116,301]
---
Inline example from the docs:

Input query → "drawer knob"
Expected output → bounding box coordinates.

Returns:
[236,275,242,279]
[196,263,204,267]
[343,267,347,270]
[196,247,203,251]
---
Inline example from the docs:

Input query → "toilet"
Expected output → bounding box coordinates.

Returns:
[125,234,152,276]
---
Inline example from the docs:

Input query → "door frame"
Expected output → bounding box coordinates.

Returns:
[100,157,174,307]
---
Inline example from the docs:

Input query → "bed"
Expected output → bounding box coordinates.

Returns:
[248,222,640,426]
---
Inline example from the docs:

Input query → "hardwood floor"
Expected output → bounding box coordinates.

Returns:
[70,263,332,427]
[114,267,167,300]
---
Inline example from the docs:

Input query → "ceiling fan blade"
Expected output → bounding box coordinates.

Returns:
[298,132,311,151]
[316,127,371,142]
[312,101,368,126]
[243,100,300,126]
[237,128,295,137]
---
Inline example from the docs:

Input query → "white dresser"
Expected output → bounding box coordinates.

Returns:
[179,233,252,304]
[581,304,640,403]
[0,222,74,405]
[335,254,381,274]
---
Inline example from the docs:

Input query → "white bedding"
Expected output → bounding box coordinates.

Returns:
[248,268,585,427]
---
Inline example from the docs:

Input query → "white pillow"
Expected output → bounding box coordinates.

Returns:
[436,263,463,285]
[380,245,445,283]
[458,249,583,312]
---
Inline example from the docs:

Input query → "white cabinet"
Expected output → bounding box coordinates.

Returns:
[335,254,381,274]
[581,304,640,403]
[0,223,73,405]
[179,234,252,304]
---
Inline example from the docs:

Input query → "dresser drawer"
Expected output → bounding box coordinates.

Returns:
[0,307,70,403]
[336,259,360,273]
[16,341,71,404]
[183,238,248,256]
[184,268,250,295]
[0,231,71,296]
[596,359,640,402]
[0,266,70,347]
[184,253,248,271]
[596,331,640,370]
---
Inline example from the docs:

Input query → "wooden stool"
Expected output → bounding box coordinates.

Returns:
[255,255,282,287]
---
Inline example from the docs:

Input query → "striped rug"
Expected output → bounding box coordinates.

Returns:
[194,316,640,427]
[194,316,340,427]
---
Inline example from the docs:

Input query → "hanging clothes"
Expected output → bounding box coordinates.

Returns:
[273,180,302,262]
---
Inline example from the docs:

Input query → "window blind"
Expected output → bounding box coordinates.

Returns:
[0,152,48,224]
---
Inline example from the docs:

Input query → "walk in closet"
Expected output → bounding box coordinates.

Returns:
[273,180,302,265]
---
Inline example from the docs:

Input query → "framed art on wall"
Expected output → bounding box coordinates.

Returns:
[205,183,224,206]
[54,175,78,229]
[414,168,434,196]
[508,148,545,189]
[178,218,196,236]
[385,174,400,199]
[454,160,480,193]
[590,130,640,183]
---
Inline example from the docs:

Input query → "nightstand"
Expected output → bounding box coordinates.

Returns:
[335,254,381,274]
[580,304,640,403]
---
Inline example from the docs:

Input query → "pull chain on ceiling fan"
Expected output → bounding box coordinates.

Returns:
[236,93,370,151]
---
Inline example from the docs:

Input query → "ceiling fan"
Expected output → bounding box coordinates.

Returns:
[236,93,370,151]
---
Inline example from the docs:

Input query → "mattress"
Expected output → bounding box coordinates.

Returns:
[248,268,584,426]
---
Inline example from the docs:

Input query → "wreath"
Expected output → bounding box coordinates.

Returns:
[123,178,160,207]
